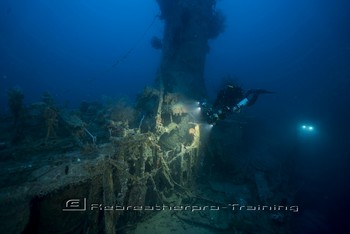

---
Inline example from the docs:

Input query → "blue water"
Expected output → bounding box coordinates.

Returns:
[1,0,349,233]
[0,0,162,108]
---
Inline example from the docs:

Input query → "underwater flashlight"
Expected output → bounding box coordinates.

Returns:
[301,124,314,132]
[203,123,214,131]
[298,123,317,139]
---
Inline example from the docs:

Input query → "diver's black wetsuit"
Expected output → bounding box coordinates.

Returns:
[213,84,244,109]
[200,85,274,125]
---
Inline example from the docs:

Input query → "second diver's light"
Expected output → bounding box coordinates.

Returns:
[300,124,315,132]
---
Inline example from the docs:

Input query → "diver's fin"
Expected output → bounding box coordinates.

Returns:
[255,89,275,94]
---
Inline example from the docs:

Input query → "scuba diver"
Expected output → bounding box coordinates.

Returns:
[200,84,275,125]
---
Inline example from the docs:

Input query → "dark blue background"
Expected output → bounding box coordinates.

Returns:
[0,0,162,108]
[1,0,349,232]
